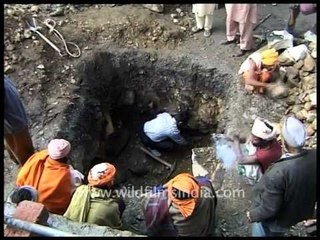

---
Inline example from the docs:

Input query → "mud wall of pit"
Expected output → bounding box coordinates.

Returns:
[56,48,233,174]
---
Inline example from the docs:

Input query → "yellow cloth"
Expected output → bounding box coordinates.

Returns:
[164,173,200,218]
[63,185,91,222]
[64,185,122,228]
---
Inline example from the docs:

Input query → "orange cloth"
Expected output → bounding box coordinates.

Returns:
[243,68,272,93]
[16,149,73,215]
[87,163,116,188]
[164,173,200,218]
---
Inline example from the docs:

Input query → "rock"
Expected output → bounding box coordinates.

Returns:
[286,66,299,79]
[173,19,179,24]
[304,102,312,111]
[306,125,315,136]
[302,54,315,72]
[49,6,65,16]
[14,32,21,42]
[179,12,185,17]
[30,5,40,13]
[23,29,32,39]
[312,118,317,130]
[306,113,316,123]
[295,109,308,121]
[6,44,15,51]
[176,8,182,13]
[311,49,316,58]
[37,64,45,69]
[293,60,304,70]
[309,92,316,107]
[170,13,178,19]
[302,74,316,90]
[291,105,303,114]
[142,4,164,13]
[4,65,15,74]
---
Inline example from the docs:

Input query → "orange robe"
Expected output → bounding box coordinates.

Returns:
[16,149,73,215]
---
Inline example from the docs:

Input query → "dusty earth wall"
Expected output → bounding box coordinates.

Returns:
[59,48,234,174]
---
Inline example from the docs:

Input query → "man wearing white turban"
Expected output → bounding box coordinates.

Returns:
[247,116,316,236]
[232,117,282,174]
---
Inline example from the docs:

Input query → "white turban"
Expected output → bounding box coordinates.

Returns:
[251,117,276,141]
[281,116,306,148]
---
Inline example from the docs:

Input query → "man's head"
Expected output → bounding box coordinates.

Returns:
[251,117,276,147]
[280,116,306,152]
[172,110,189,128]
[48,139,71,163]
[164,173,200,218]
[87,162,116,189]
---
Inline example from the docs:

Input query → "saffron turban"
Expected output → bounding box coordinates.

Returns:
[164,173,200,218]
[88,162,116,188]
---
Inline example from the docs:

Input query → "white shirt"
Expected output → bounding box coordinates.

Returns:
[143,112,187,145]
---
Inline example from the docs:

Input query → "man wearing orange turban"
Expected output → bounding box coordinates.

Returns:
[64,162,125,228]
[140,173,217,236]
[16,139,84,215]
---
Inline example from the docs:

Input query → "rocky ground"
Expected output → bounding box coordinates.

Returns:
[4,4,316,237]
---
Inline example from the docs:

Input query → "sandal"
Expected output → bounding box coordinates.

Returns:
[192,26,202,33]
[221,39,236,45]
[204,30,211,38]
[233,49,250,57]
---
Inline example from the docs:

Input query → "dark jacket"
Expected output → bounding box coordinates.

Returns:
[249,149,316,228]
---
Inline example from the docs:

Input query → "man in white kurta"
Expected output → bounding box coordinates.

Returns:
[192,4,218,37]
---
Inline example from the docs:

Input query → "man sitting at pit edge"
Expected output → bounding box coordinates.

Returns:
[139,110,189,156]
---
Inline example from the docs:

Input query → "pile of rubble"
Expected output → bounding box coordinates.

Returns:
[275,40,317,148]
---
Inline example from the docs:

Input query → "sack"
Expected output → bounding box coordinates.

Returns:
[267,30,294,50]
[238,142,262,184]
[238,164,262,185]
[278,44,309,63]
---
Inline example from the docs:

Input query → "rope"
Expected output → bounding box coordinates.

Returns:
[43,19,81,58]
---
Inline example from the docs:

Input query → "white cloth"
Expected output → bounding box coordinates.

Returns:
[239,142,262,184]
[281,116,306,148]
[238,52,262,74]
[251,117,276,140]
[144,112,186,144]
[192,4,218,17]
[69,165,84,193]
[195,14,214,30]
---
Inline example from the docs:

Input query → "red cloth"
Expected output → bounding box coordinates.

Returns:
[255,140,282,173]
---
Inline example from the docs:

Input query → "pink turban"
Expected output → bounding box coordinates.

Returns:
[48,139,71,160]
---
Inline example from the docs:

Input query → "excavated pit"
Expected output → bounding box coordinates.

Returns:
[52,49,234,233]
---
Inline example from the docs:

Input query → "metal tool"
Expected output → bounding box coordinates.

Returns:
[4,215,78,237]
[140,146,176,179]
[25,17,62,55]
[25,17,81,58]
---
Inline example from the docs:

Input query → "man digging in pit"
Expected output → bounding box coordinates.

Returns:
[139,110,190,157]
